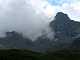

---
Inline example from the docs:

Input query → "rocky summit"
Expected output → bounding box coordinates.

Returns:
[50,12,80,48]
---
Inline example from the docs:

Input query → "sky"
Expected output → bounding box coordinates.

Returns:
[0,0,79,39]
[29,0,80,21]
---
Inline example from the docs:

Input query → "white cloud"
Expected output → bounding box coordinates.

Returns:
[0,0,79,39]
[0,0,51,39]
[58,1,80,21]
[46,0,80,21]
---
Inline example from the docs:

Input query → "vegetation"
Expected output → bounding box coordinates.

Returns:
[0,49,80,60]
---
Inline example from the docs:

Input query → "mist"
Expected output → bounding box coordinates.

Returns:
[0,0,52,40]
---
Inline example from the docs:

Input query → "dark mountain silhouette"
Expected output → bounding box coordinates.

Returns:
[50,12,80,40]
[0,31,33,48]
[0,31,52,52]
[50,12,80,48]
[0,12,80,51]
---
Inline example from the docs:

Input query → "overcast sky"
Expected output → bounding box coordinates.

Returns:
[0,0,79,39]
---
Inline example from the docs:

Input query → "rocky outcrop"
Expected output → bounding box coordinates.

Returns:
[50,12,80,41]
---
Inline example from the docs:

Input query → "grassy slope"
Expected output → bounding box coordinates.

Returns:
[0,49,80,60]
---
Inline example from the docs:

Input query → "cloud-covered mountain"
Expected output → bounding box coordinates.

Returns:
[0,12,80,52]
[50,12,80,48]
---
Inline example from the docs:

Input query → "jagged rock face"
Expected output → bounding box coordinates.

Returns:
[50,12,80,42]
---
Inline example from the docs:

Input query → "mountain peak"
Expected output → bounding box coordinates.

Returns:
[56,12,65,16]
[55,12,70,21]
[50,12,80,41]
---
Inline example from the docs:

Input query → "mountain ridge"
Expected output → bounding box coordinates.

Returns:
[0,12,80,51]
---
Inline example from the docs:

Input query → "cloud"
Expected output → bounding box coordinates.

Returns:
[47,0,80,21]
[0,0,80,40]
[58,0,80,21]
[0,0,51,40]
